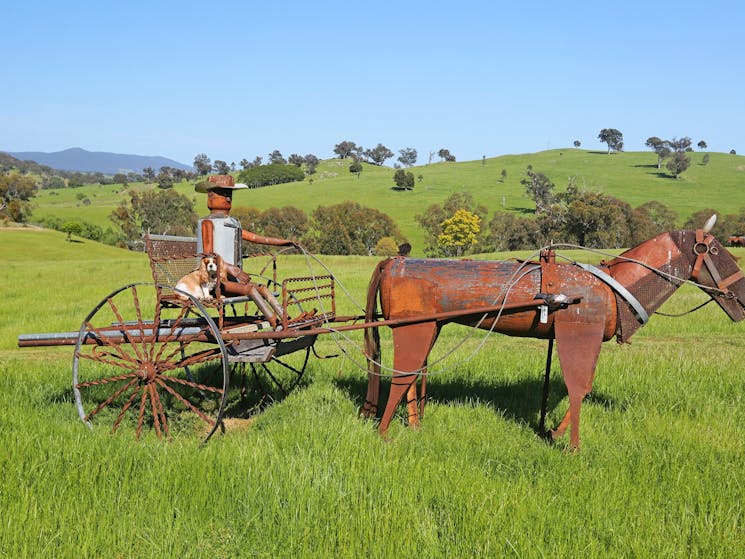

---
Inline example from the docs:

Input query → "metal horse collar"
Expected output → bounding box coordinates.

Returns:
[573,261,650,325]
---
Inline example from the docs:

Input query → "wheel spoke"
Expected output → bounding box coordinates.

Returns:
[136,387,148,440]
[151,305,191,363]
[158,346,224,373]
[83,377,139,422]
[149,384,163,439]
[156,378,216,426]
[74,284,230,441]
[107,296,146,363]
[112,385,143,432]
[81,323,140,368]
[75,350,139,374]
[161,374,224,394]
[130,285,153,362]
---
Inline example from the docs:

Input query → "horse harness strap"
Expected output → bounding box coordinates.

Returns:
[692,228,745,295]
[574,262,650,325]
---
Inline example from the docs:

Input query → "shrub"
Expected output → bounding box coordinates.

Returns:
[237,164,305,188]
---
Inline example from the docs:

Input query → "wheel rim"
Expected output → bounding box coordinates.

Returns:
[72,283,229,442]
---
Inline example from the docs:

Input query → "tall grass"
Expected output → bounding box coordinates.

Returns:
[1,230,743,557]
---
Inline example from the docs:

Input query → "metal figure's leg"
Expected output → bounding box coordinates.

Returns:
[379,321,438,435]
[553,320,604,449]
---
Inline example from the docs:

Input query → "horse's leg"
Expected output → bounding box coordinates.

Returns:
[553,320,604,449]
[551,408,571,440]
[379,321,438,435]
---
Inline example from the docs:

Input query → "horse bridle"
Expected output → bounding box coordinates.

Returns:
[691,229,744,300]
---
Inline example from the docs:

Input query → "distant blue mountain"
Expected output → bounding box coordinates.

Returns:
[4,147,192,174]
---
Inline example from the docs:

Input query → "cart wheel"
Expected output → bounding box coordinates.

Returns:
[229,343,313,413]
[255,345,312,397]
[72,283,229,442]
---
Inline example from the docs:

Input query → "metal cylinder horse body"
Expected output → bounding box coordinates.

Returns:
[362,226,745,448]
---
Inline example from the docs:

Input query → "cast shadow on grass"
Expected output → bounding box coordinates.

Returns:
[505,206,535,215]
[334,372,619,437]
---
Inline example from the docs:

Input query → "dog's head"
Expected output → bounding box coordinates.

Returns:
[203,256,218,277]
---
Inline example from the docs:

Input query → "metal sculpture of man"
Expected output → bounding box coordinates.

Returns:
[196,174,297,327]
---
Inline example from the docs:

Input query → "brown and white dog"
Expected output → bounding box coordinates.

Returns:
[175,256,226,301]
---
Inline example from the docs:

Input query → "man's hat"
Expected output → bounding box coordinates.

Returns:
[195,174,248,193]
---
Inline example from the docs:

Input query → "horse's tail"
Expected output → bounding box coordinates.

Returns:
[361,258,389,418]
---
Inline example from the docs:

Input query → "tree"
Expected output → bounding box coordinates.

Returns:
[628,200,677,244]
[374,236,399,257]
[730,149,737,155]
[598,128,624,153]
[416,192,487,256]
[499,169,507,182]
[156,168,173,189]
[392,169,415,190]
[520,167,555,214]
[349,161,363,178]
[110,189,198,249]
[268,150,287,165]
[668,137,692,152]
[61,221,83,242]
[193,154,212,176]
[304,154,320,175]
[683,208,722,234]
[306,201,403,255]
[113,173,128,186]
[563,191,632,248]
[573,140,581,148]
[288,154,305,167]
[239,158,252,170]
[666,151,690,178]
[697,140,708,151]
[0,172,37,222]
[257,206,309,243]
[213,160,230,175]
[143,166,156,182]
[397,147,418,167]
[486,212,537,251]
[645,137,672,169]
[437,209,481,256]
[437,148,456,162]
[333,141,360,159]
[702,153,710,166]
[237,164,305,188]
[365,144,394,166]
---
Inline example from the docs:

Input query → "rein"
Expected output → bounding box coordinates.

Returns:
[653,297,714,317]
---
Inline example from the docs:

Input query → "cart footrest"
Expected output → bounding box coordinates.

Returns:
[228,339,277,363]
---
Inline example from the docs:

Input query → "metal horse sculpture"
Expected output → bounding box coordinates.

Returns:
[361,218,745,448]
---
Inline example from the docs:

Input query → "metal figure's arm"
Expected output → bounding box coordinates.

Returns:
[242,229,297,248]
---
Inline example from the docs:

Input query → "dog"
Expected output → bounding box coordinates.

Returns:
[175,256,226,301]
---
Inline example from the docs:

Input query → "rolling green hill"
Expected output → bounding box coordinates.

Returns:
[28,149,745,255]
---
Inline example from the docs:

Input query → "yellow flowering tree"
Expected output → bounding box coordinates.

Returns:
[437,208,481,256]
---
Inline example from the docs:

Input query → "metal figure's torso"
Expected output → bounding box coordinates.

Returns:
[378,258,618,341]
[197,215,242,267]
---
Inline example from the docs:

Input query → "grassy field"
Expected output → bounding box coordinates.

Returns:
[1,228,743,557]
[28,149,745,256]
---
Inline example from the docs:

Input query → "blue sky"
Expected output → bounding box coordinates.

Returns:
[2,0,743,166]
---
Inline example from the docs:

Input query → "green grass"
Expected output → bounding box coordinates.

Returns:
[1,230,744,557]
[28,149,745,256]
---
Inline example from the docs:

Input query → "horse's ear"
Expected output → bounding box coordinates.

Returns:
[702,214,717,233]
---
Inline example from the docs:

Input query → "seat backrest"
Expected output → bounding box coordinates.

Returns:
[144,234,200,287]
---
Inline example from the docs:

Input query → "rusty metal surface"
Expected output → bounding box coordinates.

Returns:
[17,223,745,446]
[365,229,745,448]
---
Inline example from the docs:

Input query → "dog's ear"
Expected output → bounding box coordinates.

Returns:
[198,259,209,282]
